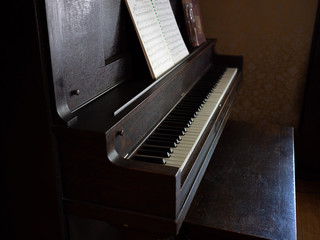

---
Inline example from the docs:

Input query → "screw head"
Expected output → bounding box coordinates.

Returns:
[117,130,124,136]
[72,89,80,95]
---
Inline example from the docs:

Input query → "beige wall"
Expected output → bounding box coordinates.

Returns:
[199,0,318,128]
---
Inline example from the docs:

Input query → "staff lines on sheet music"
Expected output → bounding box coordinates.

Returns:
[134,12,155,23]
[152,0,187,62]
[150,52,171,66]
[150,52,170,65]
[168,38,185,49]
[146,40,167,56]
[150,49,172,66]
[133,7,152,15]
[170,47,186,57]
[134,0,182,56]
[166,32,181,43]
[161,26,179,39]
[138,21,160,35]
[147,46,170,65]
[136,17,157,28]
[142,31,163,45]
[131,1,172,77]
[154,8,171,15]
[135,9,156,20]
[154,9,171,16]
[125,0,189,78]
[134,9,154,19]
[158,17,176,25]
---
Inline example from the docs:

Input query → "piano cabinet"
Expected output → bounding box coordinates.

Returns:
[54,41,243,237]
[32,0,243,238]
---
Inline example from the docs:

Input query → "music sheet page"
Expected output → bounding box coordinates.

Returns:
[153,0,189,64]
[125,0,189,79]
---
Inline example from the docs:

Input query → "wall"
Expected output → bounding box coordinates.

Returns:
[199,0,318,128]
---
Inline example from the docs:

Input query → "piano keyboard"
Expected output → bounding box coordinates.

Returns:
[131,67,238,169]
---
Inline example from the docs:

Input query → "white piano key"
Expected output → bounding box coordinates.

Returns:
[165,68,237,169]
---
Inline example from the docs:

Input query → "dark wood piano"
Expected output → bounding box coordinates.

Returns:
[35,0,242,238]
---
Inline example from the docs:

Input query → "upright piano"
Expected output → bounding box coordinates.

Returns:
[36,0,243,238]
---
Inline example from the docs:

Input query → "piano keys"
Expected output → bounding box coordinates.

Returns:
[131,67,238,169]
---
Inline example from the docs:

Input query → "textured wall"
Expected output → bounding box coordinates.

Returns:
[199,0,318,128]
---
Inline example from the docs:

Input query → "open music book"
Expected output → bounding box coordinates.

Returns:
[125,0,189,79]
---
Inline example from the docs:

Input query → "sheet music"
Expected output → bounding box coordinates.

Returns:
[125,0,189,79]
[152,0,189,64]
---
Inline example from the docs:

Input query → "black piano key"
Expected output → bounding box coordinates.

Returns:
[155,128,185,136]
[157,125,187,133]
[151,130,182,142]
[137,149,171,158]
[183,93,206,99]
[162,119,192,127]
[148,135,180,144]
[194,84,215,90]
[168,114,196,122]
[179,99,205,107]
[161,122,191,130]
[166,115,194,122]
[151,133,182,142]
[181,96,206,102]
[157,124,187,133]
[140,145,173,154]
[173,109,199,117]
[174,105,201,112]
[145,139,177,148]
[172,106,199,112]
[133,155,166,164]
[170,110,198,118]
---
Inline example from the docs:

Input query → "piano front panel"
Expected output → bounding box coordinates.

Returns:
[57,127,180,219]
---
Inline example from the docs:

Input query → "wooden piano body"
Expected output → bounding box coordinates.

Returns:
[36,0,243,237]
